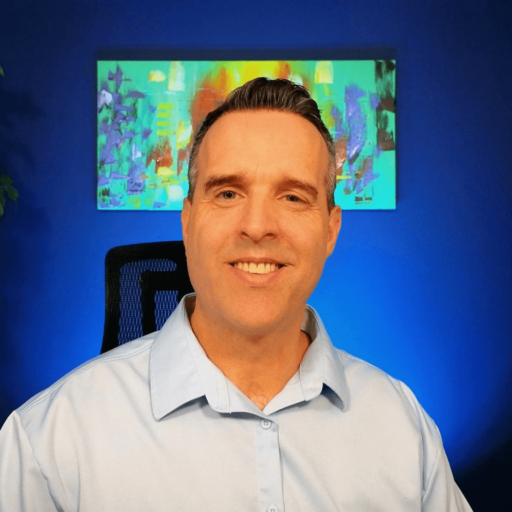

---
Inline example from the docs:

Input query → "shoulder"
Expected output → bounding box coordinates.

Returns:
[335,348,443,482]
[336,348,421,405]
[17,334,156,432]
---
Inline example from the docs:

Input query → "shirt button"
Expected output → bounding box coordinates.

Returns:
[260,419,272,430]
[268,506,278,512]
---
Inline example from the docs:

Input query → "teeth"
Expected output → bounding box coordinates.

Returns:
[233,262,281,274]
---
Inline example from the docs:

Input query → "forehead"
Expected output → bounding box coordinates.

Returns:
[197,110,329,181]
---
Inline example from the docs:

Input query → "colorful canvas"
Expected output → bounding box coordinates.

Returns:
[97,60,396,210]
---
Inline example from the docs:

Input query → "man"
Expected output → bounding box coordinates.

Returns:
[0,78,471,511]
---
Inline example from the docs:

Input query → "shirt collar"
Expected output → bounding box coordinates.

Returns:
[150,294,349,421]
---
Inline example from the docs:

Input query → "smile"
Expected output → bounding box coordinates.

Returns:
[230,262,285,274]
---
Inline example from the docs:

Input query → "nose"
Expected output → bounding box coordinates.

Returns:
[239,194,279,243]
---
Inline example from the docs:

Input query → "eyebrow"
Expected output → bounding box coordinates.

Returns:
[203,173,319,200]
[203,174,246,194]
[279,178,319,200]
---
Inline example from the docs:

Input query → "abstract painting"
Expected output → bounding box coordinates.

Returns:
[97,60,396,210]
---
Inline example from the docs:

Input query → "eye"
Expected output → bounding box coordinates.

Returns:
[286,194,302,203]
[218,190,237,200]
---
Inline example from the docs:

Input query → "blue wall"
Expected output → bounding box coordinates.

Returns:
[1,0,511,507]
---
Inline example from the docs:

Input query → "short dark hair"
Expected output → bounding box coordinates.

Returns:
[187,77,336,210]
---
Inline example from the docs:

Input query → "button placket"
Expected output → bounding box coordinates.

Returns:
[255,417,284,512]
[261,419,272,430]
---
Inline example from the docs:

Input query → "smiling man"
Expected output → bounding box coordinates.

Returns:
[181,101,340,412]
[0,78,471,511]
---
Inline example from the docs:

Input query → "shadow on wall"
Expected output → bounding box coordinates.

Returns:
[0,79,49,426]
[457,431,512,510]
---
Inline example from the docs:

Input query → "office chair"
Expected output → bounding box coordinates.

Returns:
[100,241,194,354]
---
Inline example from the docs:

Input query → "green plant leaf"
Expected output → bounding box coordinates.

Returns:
[6,184,18,201]
[0,174,13,186]
[0,189,5,218]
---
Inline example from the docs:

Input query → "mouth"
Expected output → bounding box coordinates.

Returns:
[229,261,286,275]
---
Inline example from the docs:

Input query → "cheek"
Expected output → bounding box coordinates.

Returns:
[187,214,232,269]
[283,219,329,261]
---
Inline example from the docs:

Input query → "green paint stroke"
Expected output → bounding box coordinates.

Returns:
[97,60,396,211]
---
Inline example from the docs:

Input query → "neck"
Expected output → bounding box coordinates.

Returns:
[187,296,311,410]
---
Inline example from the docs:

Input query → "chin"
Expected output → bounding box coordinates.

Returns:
[223,294,294,332]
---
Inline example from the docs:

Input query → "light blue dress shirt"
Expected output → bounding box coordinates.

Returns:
[0,295,472,511]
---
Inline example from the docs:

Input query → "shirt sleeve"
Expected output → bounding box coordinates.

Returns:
[0,411,58,512]
[421,444,473,511]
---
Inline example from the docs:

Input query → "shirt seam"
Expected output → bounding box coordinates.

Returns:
[181,315,214,410]
[423,444,442,497]
[19,341,153,417]
[14,411,61,510]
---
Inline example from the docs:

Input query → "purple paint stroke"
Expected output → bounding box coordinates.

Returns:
[128,90,146,99]
[127,161,146,194]
[99,119,111,135]
[345,85,367,162]
[101,151,116,165]
[370,93,380,110]
[98,201,110,208]
[114,65,123,90]
[114,112,134,124]
[148,104,157,115]
[128,160,145,178]
[110,172,129,180]
[353,158,379,195]
[331,105,345,139]
[112,92,123,105]
[355,171,378,194]
[100,130,122,165]
[142,128,152,140]
[114,104,134,112]
[124,131,137,138]
[98,175,110,186]
[111,198,125,207]
[127,177,145,195]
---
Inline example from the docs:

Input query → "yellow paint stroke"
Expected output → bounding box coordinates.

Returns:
[148,70,166,82]
[315,61,333,84]
[336,175,351,179]
[157,166,174,177]
[127,196,141,209]
[157,112,172,117]
[167,184,184,202]
[240,62,276,84]
[289,73,303,85]
[168,62,185,91]
[158,103,173,110]
[176,120,192,149]
[156,130,174,136]
[157,120,171,127]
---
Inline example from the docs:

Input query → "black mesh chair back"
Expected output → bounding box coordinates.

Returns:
[100,241,194,354]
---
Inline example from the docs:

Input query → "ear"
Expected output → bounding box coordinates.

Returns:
[326,205,342,258]
[181,198,191,250]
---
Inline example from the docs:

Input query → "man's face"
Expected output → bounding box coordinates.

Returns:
[182,110,341,333]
